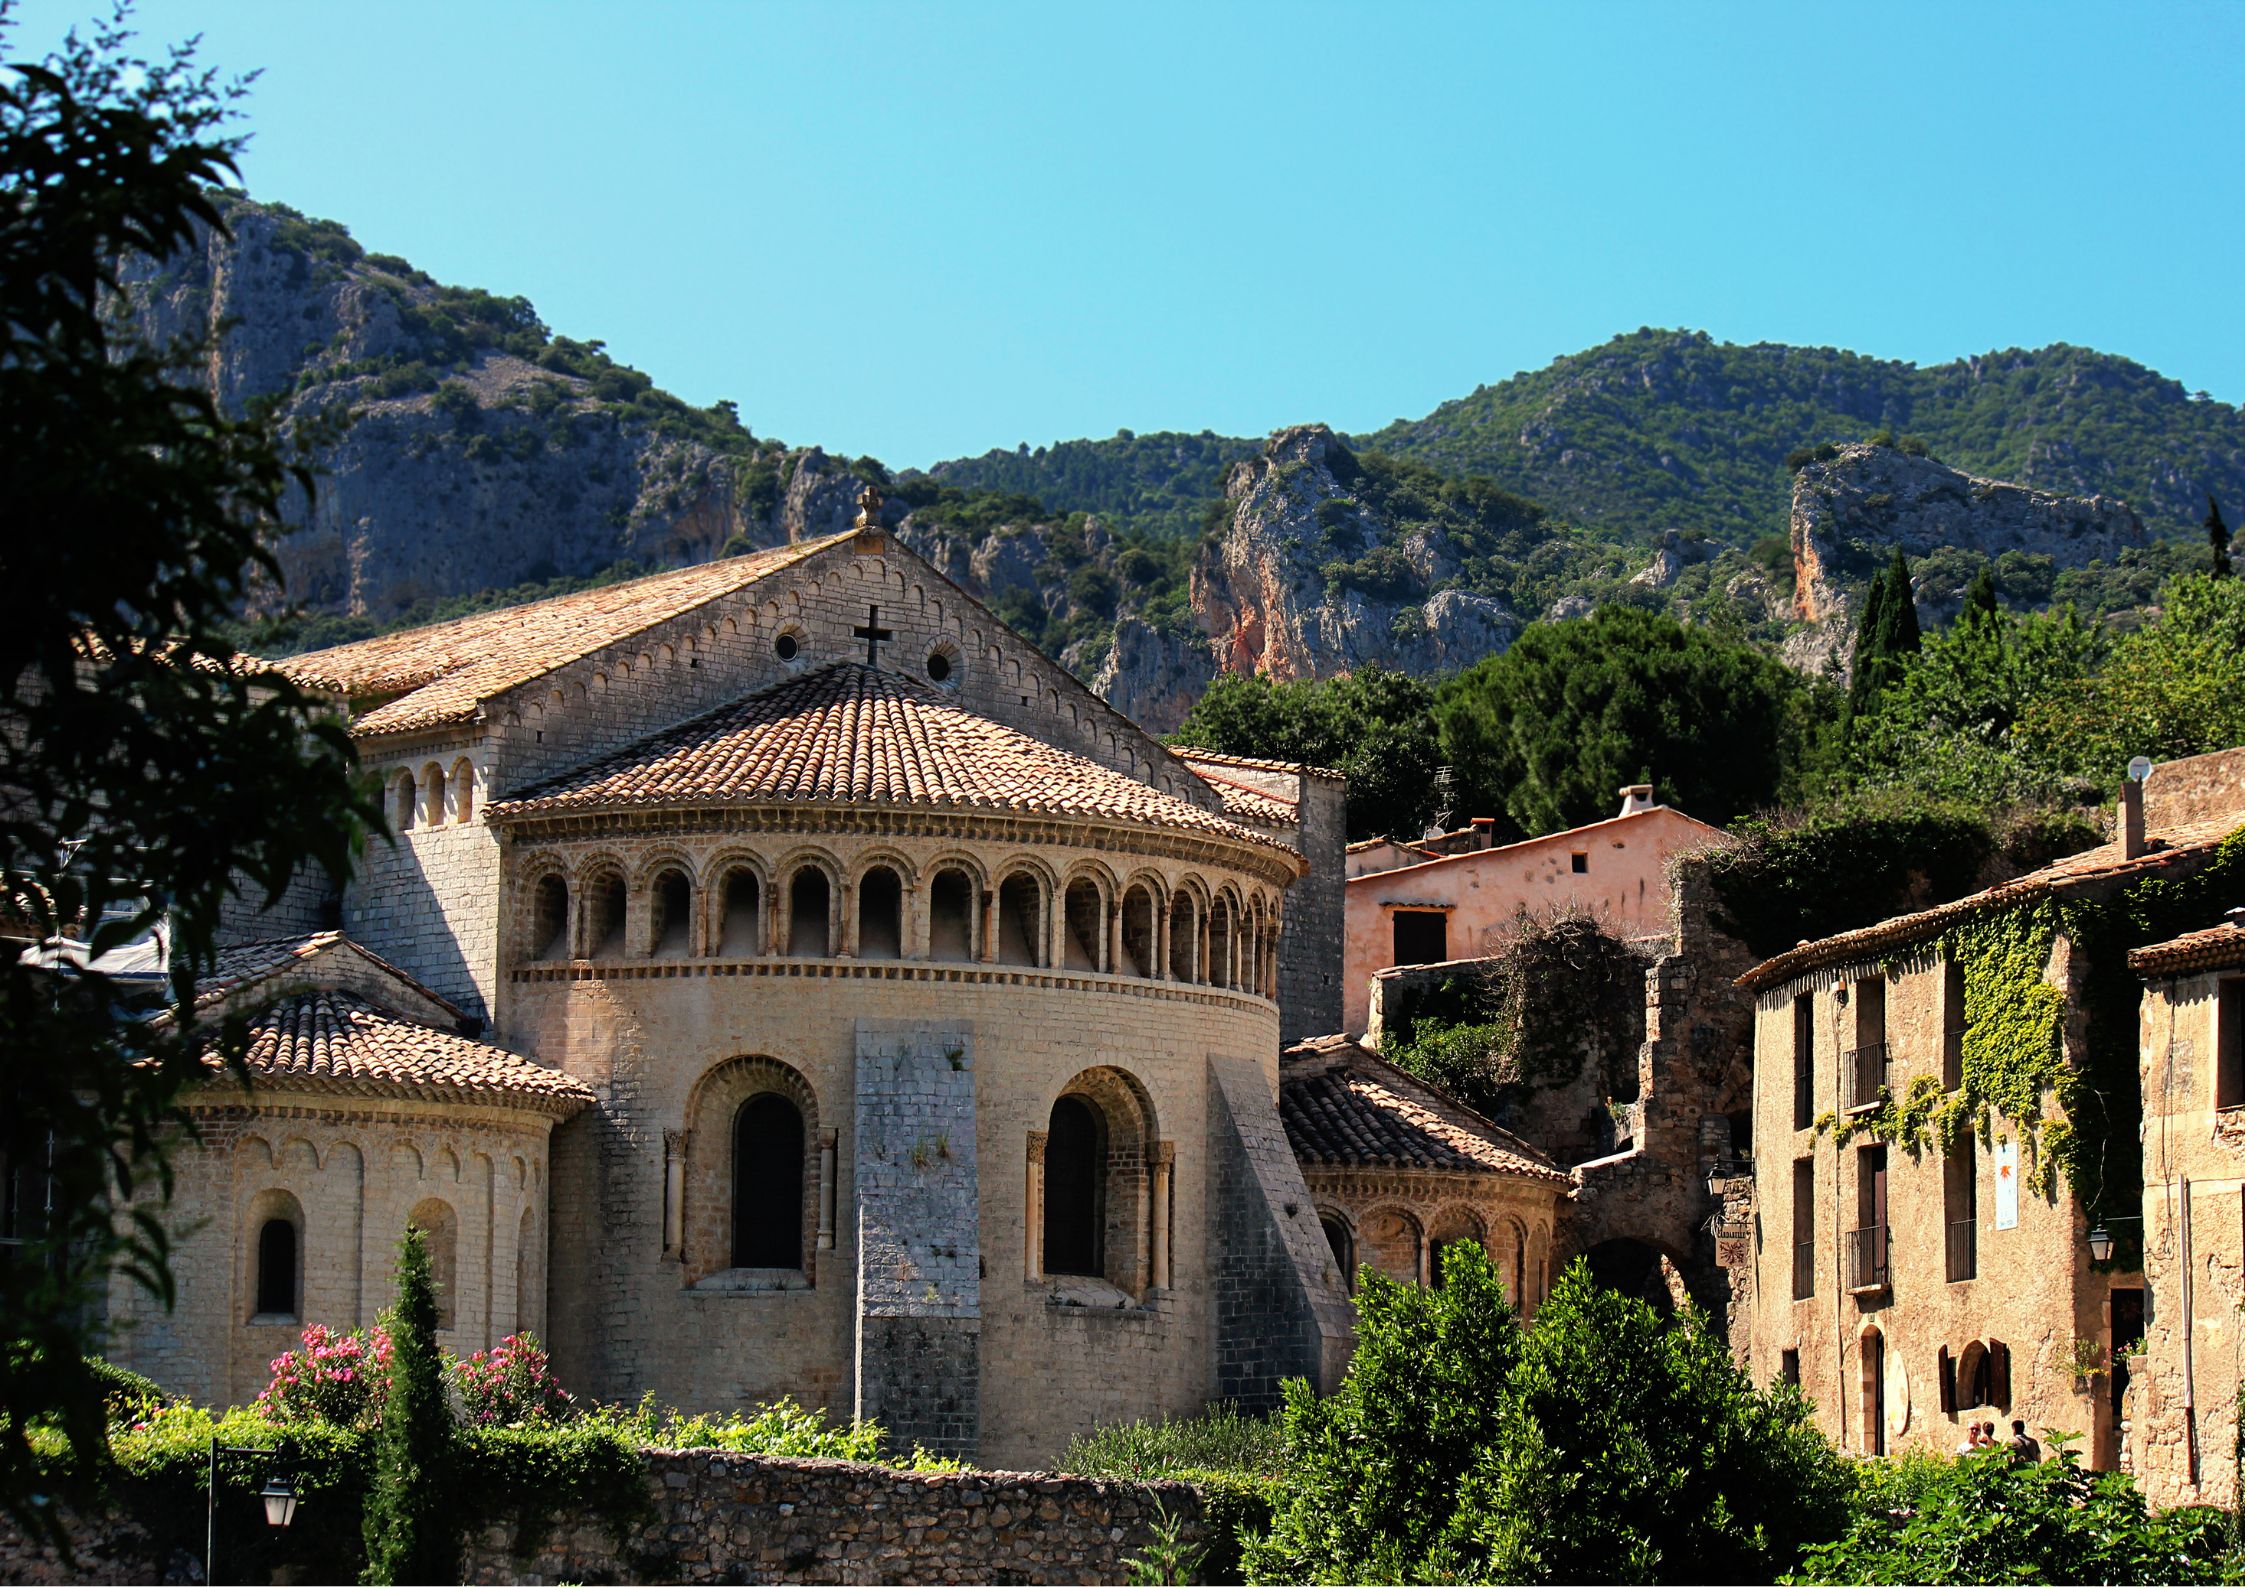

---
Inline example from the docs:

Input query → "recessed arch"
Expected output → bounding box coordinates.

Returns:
[1319,1208,1358,1293]
[928,865,978,962]
[996,867,1047,967]
[650,865,694,957]
[529,869,570,961]
[246,1187,304,1321]
[1428,1206,1486,1286]
[582,864,627,959]
[1034,1066,1161,1294]
[1119,882,1159,979]
[1359,1204,1425,1286]
[784,861,834,957]
[683,1055,821,1285]
[856,864,904,960]
[407,1197,459,1331]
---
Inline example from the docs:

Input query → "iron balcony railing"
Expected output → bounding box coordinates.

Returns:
[1842,1042,1890,1112]
[1946,1217,1977,1283]
[1792,1238,1816,1300]
[1846,1223,1890,1292]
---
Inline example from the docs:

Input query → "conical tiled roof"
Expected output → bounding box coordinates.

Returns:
[1280,1034,1568,1182]
[488,662,1296,857]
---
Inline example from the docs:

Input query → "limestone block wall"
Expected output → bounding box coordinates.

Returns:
[2133,967,2244,1507]
[102,1096,557,1406]
[1747,950,2122,1466]
[350,739,503,1019]
[1279,769,1347,1043]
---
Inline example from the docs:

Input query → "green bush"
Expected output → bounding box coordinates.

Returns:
[1064,1408,1283,1584]
[1786,1443,2230,1584]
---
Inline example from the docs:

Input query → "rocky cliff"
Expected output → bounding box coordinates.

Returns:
[1784,443,2147,670]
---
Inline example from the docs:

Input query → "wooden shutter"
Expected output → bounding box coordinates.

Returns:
[1937,1345,1955,1414]
[1990,1339,2012,1408]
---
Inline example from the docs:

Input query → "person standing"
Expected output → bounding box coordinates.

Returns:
[2008,1420,2042,1461]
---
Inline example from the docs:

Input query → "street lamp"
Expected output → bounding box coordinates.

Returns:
[2087,1225,2115,1263]
[207,1437,301,1584]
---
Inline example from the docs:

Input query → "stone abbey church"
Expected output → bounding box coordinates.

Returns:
[105,499,1568,1466]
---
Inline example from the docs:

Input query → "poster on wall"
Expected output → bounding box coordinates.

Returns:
[1994,1139,2019,1230]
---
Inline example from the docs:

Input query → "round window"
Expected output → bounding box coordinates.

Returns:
[774,633,799,662]
[926,651,952,683]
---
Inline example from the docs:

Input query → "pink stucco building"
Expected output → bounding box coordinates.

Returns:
[1341,786,1732,1036]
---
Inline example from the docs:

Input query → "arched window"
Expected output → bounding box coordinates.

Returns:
[858,866,903,959]
[393,770,418,831]
[1062,879,1104,971]
[1428,1208,1484,1287]
[1168,893,1197,981]
[585,869,626,958]
[929,868,975,961]
[1513,1223,1529,1306]
[408,1198,458,1331]
[651,867,693,957]
[997,872,1043,967]
[1120,885,1156,978]
[450,758,475,823]
[1958,1340,1990,1408]
[1043,1094,1105,1277]
[732,1093,805,1270]
[787,868,829,957]
[1209,898,1234,989]
[718,867,761,954]
[1321,1214,1356,1293]
[1361,1207,1424,1286]
[422,763,447,826]
[255,1214,299,1318]
[532,874,569,960]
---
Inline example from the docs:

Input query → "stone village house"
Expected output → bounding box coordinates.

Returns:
[70,498,1568,1468]
[1738,746,2245,1474]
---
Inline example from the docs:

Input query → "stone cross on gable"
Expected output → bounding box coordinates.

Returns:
[854,604,894,668]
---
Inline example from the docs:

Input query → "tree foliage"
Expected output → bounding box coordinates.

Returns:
[1435,605,1816,834]
[1168,665,1444,840]
[0,6,375,1542]
[1246,1250,1847,1584]
[361,1228,454,1585]
[1845,547,1920,723]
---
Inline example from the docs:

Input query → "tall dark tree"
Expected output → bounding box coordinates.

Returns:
[1959,562,2000,624]
[1847,548,1922,721]
[362,1227,456,1585]
[2208,494,2233,579]
[0,7,375,1539]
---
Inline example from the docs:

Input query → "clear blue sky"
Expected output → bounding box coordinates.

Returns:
[12,0,2244,466]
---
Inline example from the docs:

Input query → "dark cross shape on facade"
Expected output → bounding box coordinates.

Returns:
[854,604,893,668]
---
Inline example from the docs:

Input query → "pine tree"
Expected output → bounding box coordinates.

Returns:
[2208,495,2233,579]
[1847,548,1922,722]
[1960,564,1999,623]
[361,1227,456,1584]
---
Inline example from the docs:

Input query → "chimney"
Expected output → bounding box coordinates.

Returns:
[2120,772,2146,860]
[1618,783,1656,818]
[1471,816,1496,850]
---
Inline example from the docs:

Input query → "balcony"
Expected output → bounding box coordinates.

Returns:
[1792,1238,1815,1301]
[1946,1217,1977,1283]
[1841,1042,1890,1113]
[1846,1224,1890,1295]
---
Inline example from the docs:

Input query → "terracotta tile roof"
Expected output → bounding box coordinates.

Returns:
[198,989,591,1116]
[1280,1034,1568,1183]
[2130,919,2245,978]
[1174,748,1344,781]
[277,534,850,736]
[488,662,1300,860]
[1738,814,2245,993]
[1185,764,1299,826]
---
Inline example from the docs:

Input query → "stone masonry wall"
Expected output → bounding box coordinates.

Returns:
[854,1020,981,1457]
[0,1453,1206,1587]
[1279,769,1348,1044]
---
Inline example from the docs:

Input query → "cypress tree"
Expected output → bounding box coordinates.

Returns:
[1847,548,1921,721]
[2208,495,2233,579]
[362,1227,456,1585]
[1960,564,1999,624]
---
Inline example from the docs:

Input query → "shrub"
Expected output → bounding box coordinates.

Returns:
[256,1323,392,1430]
[1064,1407,1283,1585]
[453,1333,573,1427]
[361,1228,455,1584]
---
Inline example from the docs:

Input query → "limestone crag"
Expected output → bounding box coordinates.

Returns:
[1785,443,2147,672]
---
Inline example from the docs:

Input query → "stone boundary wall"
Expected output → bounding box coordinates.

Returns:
[0,1453,1206,1587]
[462,1450,1207,1586]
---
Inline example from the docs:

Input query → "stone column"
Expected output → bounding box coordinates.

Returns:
[978,888,998,964]
[1150,1143,1174,1290]
[817,1129,838,1251]
[662,1130,686,1260]
[1105,901,1122,976]
[1025,1130,1047,1281]
[1156,902,1172,981]
[1417,1230,1433,1289]
[906,883,927,960]
[830,874,848,959]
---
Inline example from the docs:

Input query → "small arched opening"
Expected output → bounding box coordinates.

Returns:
[928,868,975,961]
[718,867,762,954]
[514,1206,538,1334]
[249,1190,304,1321]
[392,770,418,832]
[787,867,830,958]
[1428,1207,1485,1288]
[1208,898,1234,989]
[732,1093,806,1270]
[1360,1207,1424,1286]
[532,874,569,960]
[585,868,627,959]
[1043,1094,1106,1277]
[1062,879,1105,971]
[997,872,1044,967]
[858,866,903,959]
[449,758,475,823]
[421,763,448,826]
[1120,885,1157,978]
[1320,1213,1356,1293]
[1167,893,1197,982]
[651,867,693,957]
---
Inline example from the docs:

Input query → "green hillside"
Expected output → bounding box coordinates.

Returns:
[926,430,1255,540]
